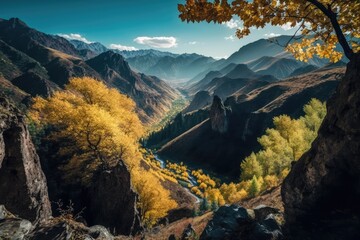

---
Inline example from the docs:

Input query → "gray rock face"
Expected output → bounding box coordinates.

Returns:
[28,222,114,240]
[282,54,360,240]
[200,205,282,240]
[0,205,114,240]
[0,98,51,223]
[85,162,141,235]
[209,95,230,134]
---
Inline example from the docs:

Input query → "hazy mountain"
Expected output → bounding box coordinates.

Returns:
[69,39,108,55]
[157,67,345,178]
[187,63,277,97]
[86,51,180,124]
[183,90,212,114]
[246,56,308,79]
[126,52,216,81]
[115,49,178,59]
[290,65,319,77]
[0,18,81,58]
[186,35,330,85]
[224,64,259,79]
[0,18,179,124]
[225,36,291,65]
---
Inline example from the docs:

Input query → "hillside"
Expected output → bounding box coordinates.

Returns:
[126,53,216,81]
[246,56,307,79]
[86,51,180,123]
[157,67,345,178]
[0,18,179,124]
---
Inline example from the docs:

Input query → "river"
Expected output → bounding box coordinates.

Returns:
[154,154,201,204]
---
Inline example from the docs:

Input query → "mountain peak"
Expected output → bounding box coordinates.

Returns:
[7,17,28,29]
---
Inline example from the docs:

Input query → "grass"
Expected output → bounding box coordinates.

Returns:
[149,96,188,133]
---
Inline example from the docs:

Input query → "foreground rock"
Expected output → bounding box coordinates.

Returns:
[200,205,283,240]
[0,205,114,240]
[282,54,360,240]
[0,98,51,223]
[85,162,141,235]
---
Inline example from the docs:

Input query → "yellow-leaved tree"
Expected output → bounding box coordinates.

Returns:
[178,0,359,62]
[30,77,143,181]
[241,98,326,182]
[30,77,176,227]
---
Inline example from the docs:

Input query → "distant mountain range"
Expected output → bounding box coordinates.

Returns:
[156,67,346,178]
[0,17,179,124]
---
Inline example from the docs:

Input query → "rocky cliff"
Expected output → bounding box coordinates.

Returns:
[158,67,344,178]
[85,162,141,235]
[209,96,230,134]
[282,55,360,239]
[0,98,51,223]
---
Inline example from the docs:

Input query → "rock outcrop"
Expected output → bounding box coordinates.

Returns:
[0,205,114,240]
[85,162,141,235]
[282,54,360,240]
[0,98,51,223]
[183,91,212,114]
[200,205,283,240]
[209,95,230,134]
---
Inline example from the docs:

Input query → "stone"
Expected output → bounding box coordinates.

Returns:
[209,95,230,134]
[0,98,51,223]
[253,205,280,221]
[282,53,360,240]
[200,205,282,240]
[0,218,32,240]
[84,162,141,235]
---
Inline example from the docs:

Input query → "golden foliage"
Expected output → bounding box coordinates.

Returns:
[30,77,144,181]
[132,169,177,228]
[240,98,326,196]
[30,77,177,227]
[178,0,360,62]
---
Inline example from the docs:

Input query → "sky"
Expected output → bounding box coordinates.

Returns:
[0,0,299,59]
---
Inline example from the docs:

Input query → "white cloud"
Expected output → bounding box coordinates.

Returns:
[281,22,295,31]
[225,35,235,41]
[223,19,241,29]
[58,33,92,44]
[134,36,177,48]
[280,21,312,33]
[264,33,281,38]
[109,44,138,51]
[214,56,228,60]
[188,41,197,45]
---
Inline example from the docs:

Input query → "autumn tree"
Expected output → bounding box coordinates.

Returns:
[178,0,359,62]
[30,77,177,227]
[132,169,177,228]
[248,176,261,198]
[240,99,326,182]
[30,77,144,181]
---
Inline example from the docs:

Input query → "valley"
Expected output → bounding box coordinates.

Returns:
[0,0,359,238]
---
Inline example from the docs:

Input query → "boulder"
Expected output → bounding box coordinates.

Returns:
[200,205,282,240]
[209,95,230,134]
[253,205,280,221]
[28,221,114,240]
[282,54,360,240]
[181,223,196,240]
[0,205,114,240]
[85,162,141,235]
[0,98,51,223]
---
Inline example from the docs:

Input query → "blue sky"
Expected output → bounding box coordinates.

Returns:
[0,0,298,58]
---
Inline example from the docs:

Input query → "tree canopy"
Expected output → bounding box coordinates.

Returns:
[30,77,143,180]
[178,0,360,62]
[30,77,177,227]
[240,98,326,180]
